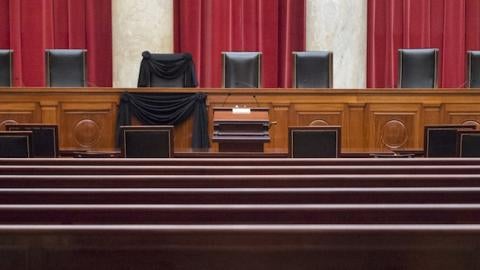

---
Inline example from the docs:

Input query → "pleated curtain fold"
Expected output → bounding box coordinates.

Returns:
[368,0,480,88]
[0,0,112,87]
[174,0,306,88]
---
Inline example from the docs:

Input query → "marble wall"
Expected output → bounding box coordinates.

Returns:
[306,0,367,88]
[112,0,174,88]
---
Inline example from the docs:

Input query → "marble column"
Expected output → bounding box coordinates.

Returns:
[306,0,367,88]
[112,0,174,88]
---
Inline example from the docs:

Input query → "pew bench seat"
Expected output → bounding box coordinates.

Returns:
[0,224,479,270]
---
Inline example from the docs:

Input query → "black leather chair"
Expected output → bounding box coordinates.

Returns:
[398,48,438,88]
[120,125,174,158]
[45,49,87,87]
[0,49,12,87]
[6,124,58,158]
[138,52,197,87]
[467,51,480,88]
[288,126,341,158]
[424,124,476,157]
[292,51,333,88]
[0,131,33,158]
[458,130,480,157]
[222,52,261,88]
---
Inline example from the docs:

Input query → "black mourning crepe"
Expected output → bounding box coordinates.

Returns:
[137,51,198,87]
[116,92,209,150]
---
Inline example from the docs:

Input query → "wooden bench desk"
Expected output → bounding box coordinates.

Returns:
[2,204,480,224]
[1,174,480,188]
[0,165,479,175]
[1,187,480,204]
[0,224,479,270]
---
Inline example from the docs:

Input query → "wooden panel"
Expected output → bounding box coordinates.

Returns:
[1,227,480,270]
[297,112,342,126]
[174,116,193,151]
[444,104,480,129]
[0,103,41,130]
[366,104,421,151]
[59,102,116,150]
[346,103,365,151]
[268,104,290,151]
[40,101,59,124]
[423,103,442,127]
[1,88,480,153]
[294,104,344,127]
[0,248,26,270]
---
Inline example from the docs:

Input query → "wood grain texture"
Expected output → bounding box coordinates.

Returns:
[1,88,480,153]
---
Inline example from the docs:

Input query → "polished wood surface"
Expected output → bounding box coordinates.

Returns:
[2,225,480,270]
[1,87,480,152]
[1,158,480,269]
[213,107,270,152]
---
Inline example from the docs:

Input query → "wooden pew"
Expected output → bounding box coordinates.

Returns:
[0,165,479,175]
[0,224,479,270]
[1,187,480,204]
[1,204,480,224]
[1,174,480,188]
[2,157,480,166]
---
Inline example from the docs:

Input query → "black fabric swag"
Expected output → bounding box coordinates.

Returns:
[116,92,209,150]
[137,51,197,87]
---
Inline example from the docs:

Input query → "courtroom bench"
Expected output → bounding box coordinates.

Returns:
[0,165,479,175]
[2,204,480,224]
[1,187,480,204]
[2,174,480,188]
[1,224,479,270]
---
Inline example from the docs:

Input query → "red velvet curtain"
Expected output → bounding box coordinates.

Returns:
[368,0,480,88]
[174,0,305,88]
[0,0,111,87]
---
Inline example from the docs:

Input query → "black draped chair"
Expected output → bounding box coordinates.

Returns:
[424,124,476,157]
[222,52,261,88]
[458,130,480,157]
[467,51,480,88]
[292,51,333,88]
[0,49,13,87]
[0,131,33,158]
[120,125,174,158]
[288,126,341,158]
[398,48,438,88]
[45,49,87,87]
[137,52,197,87]
[6,124,58,158]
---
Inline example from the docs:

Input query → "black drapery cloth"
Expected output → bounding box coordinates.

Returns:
[116,92,209,150]
[137,51,198,87]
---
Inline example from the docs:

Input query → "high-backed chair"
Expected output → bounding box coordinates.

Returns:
[398,48,438,88]
[288,126,341,158]
[6,124,58,158]
[0,49,13,87]
[120,125,174,158]
[45,49,87,87]
[424,124,476,157]
[222,52,261,88]
[458,130,480,157]
[137,52,197,87]
[467,51,480,88]
[292,51,333,88]
[0,131,33,158]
